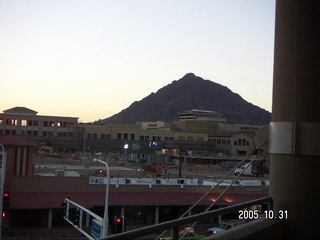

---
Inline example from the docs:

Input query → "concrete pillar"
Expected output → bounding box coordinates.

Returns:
[121,206,125,217]
[48,209,52,229]
[270,0,320,239]
[154,206,159,224]
[22,146,27,176]
[15,146,21,176]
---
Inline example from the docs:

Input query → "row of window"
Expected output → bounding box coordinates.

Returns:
[87,133,112,139]
[0,119,75,128]
[209,138,231,144]
[177,136,204,141]
[0,129,73,137]
[234,138,250,146]
[209,138,251,146]
[86,133,175,141]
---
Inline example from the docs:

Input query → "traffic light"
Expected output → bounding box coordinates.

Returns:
[3,192,9,208]
[114,216,125,233]
[2,211,8,218]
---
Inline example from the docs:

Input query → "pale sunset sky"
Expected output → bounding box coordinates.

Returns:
[0,0,275,123]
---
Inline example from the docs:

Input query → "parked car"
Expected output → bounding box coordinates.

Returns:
[234,162,264,177]
[207,220,245,235]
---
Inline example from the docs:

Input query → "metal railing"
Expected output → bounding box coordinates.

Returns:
[156,150,263,240]
[99,196,273,240]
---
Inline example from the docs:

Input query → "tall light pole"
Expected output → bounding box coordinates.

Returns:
[93,153,110,238]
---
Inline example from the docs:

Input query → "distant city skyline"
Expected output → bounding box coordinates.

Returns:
[0,0,275,122]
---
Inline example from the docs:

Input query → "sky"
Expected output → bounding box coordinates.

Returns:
[0,0,276,123]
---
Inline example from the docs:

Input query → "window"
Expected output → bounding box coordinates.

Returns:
[68,132,73,137]
[43,121,48,127]
[234,140,237,145]
[6,119,18,125]
[27,120,33,126]
[21,120,27,126]
[130,134,135,140]
[117,133,122,139]
[33,120,39,126]
[102,134,111,140]
[49,121,54,127]
[57,122,62,127]
[123,133,128,139]
[87,133,92,138]
[33,131,38,136]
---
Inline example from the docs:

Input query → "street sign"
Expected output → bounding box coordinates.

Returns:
[91,219,102,238]
[63,198,103,240]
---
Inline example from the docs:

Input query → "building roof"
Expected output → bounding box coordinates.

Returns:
[10,191,268,209]
[3,106,38,115]
[0,135,37,146]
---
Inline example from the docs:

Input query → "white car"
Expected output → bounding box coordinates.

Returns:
[207,223,233,235]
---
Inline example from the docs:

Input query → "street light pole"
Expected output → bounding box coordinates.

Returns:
[93,153,110,238]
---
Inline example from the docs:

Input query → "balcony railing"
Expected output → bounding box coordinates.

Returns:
[100,196,273,240]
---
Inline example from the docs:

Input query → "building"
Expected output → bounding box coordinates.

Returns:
[0,107,82,152]
[208,131,255,156]
[0,135,268,233]
[178,109,227,122]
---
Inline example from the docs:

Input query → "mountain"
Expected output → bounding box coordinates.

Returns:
[97,73,271,125]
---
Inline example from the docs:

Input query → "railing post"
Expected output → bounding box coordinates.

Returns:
[171,226,179,240]
[267,197,273,211]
